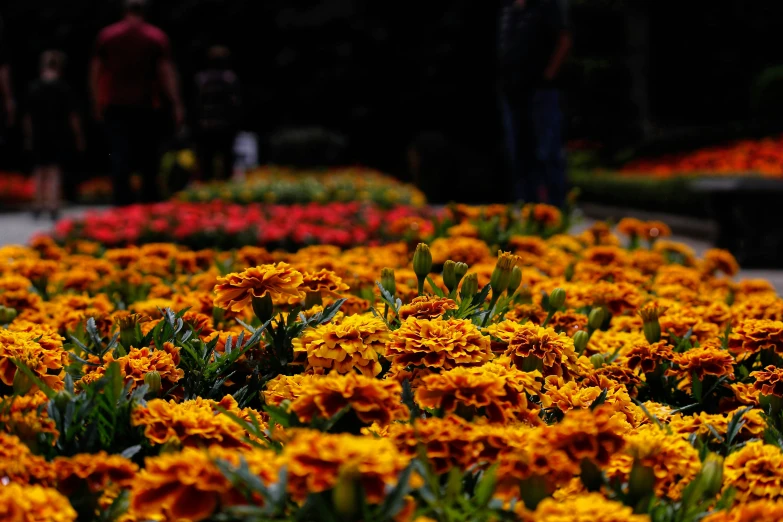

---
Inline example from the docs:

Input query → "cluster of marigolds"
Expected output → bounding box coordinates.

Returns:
[3,204,783,521]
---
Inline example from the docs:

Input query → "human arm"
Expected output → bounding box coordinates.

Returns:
[159,58,184,128]
[70,112,85,152]
[543,30,572,81]
[0,64,15,125]
[89,56,103,121]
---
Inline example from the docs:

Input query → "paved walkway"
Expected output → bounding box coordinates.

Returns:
[0,205,781,293]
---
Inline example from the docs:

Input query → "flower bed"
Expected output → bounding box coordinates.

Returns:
[177,166,427,207]
[48,201,571,251]
[2,218,783,520]
[0,172,113,206]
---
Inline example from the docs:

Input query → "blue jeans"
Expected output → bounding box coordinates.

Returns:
[501,89,567,207]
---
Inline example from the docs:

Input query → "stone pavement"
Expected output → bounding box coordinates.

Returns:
[0,205,781,293]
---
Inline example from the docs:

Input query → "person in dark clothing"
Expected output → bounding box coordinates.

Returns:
[90,0,184,206]
[194,46,241,182]
[498,0,571,207]
[23,51,85,219]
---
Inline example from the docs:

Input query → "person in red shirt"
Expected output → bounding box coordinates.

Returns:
[90,0,183,206]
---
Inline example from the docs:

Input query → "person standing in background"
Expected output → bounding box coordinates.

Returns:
[90,0,184,206]
[498,0,571,207]
[23,51,85,220]
[194,46,241,182]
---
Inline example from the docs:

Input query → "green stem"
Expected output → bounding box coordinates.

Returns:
[542,309,556,328]
[417,277,425,296]
[482,292,500,327]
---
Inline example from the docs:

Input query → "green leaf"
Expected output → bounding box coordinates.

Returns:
[692,372,703,402]
[10,360,56,399]
[590,388,608,410]
[426,276,445,298]
[377,463,415,518]
[474,464,498,508]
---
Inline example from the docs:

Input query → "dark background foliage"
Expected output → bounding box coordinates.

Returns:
[3,0,783,201]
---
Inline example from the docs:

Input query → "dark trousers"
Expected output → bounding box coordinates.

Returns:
[104,106,162,206]
[501,88,567,207]
[196,130,236,182]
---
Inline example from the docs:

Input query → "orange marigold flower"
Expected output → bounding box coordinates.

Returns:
[545,405,627,467]
[606,425,701,500]
[398,295,458,321]
[751,365,783,397]
[0,482,77,522]
[504,322,578,379]
[0,433,55,486]
[213,262,305,312]
[703,500,783,522]
[387,415,480,474]
[523,203,562,228]
[723,440,783,502]
[131,445,279,522]
[529,492,648,522]
[621,341,674,374]
[429,237,492,266]
[53,452,137,495]
[263,373,308,406]
[387,317,492,371]
[283,430,409,503]
[0,329,67,391]
[587,280,645,315]
[616,217,644,237]
[666,345,735,391]
[702,248,740,277]
[639,220,671,241]
[295,268,350,300]
[293,314,390,376]
[132,395,265,449]
[729,319,783,358]
[290,371,408,426]
[415,363,543,424]
[0,390,58,440]
[79,346,183,392]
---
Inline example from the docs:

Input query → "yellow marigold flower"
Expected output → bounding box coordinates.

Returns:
[0,390,58,440]
[702,248,740,277]
[723,440,783,502]
[398,295,458,321]
[546,405,627,467]
[653,240,696,266]
[290,371,408,426]
[387,317,492,371]
[429,237,491,266]
[666,345,735,391]
[446,221,480,238]
[213,262,305,312]
[587,280,645,315]
[668,408,765,442]
[293,314,390,376]
[530,492,649,522]
[606,425,701,500]
[0,482,77,522]
[544,376,603,412]
[0,433,55,485]
[0,329,67,391]
[616,217,644,237]
[728,382,760,406]
[10,258,59,282]
[131,445,279,522]
[283,430,409,503]
[629,249,666,275]
[263,373,308,406]
[294,268,350,301]
[703,500,783,522]
[387,415,480,474]
[79,346,183,392]
[416,363,543,424]
[729,319,783,358]
[621,341,673,374]
[53,452,137,495]
[751,365,783,397]
[504,322,578,379]
[132,395,265,449]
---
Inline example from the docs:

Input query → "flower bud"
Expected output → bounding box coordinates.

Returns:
[54,390,73,411]
[380,268,396,297]
[548,288,566,310]
[144,371,162,395]
[0,305,17,324]
[116,313,147,349]
[460,273,479,301]
[573,330,589,355]
[332,465,360,520]
[590,353,605,369]
[588,307,605,331]
[564,262,574,282]
[442,261,457,293]
[507,266,523,295]
[251,294,274,324]
[698,453,724,498]
[413,243,433,279]
[639,305,666,344]
[489,251,517,295]
[454,262,469,284]
[13,369,33,395]
[628,461,656,502]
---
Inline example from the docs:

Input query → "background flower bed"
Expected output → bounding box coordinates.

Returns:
[0,172,113,206]
[569,135,783,217]
[2,220,783,520]
[177,166,427,208]
[50,200,441,250]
